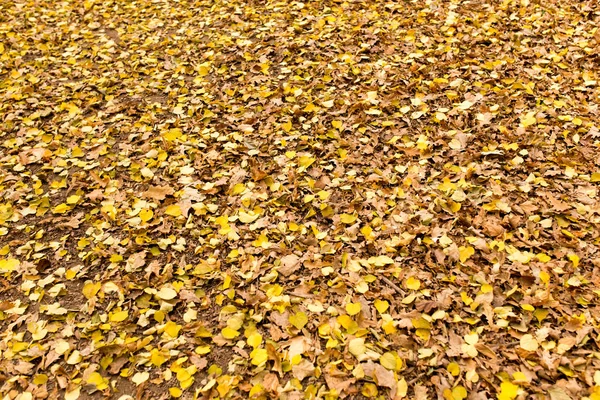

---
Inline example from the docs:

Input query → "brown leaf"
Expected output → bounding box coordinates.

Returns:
[548,386,573,400]
[86,189,104,201]
[292,359,315,381]
[279,254,301,277]
[474,343,497,359]
[324,375,355,395]
[189,354,208,371]
[263,373,280,393]
[107,357,129,374]
[143,185,174,201]
[19,148,51,165]
[363,361,396,390]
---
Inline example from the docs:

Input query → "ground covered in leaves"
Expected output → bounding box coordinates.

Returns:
[1,0,600,398]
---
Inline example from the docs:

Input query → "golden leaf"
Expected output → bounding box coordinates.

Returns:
[345,302,361,316]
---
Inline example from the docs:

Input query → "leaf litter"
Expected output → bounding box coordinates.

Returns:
[1,0,600,399]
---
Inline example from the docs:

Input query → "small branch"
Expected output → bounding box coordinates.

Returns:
[487,340,519,348]
[289,292,314,299]
[380,275,404,295]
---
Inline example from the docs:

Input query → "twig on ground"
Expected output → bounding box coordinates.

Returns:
[380,275,404,295]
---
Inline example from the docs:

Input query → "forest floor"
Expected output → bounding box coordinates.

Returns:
[1,0,600,399]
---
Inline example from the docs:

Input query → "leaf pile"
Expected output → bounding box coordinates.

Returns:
[1,0,600,399]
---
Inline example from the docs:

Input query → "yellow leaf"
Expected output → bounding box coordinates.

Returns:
[196,62,211,76]
[340,214,357,224]
[520,111,537,128]
[379,352,397,370]
[132,371,149,386]
[567,254,580,268]
[29,321,48,340]
[591,172,600,183]
[65,387,80,400]
[230,183,246,195]
[304,103,317,112]
[362,383,378,397]
[140,167,154,179]
[12,341,27,353]
[289,311,308,330]
[480,284,493,293]
[447,362,460,376]
[332,120,343,130]
[361,225,374,241]
[65,351,82,366]
[298,155,316,169]
[345,302,361,316]
[0,258,19,273]
[397,377,408,398]
[519,334,538,352]
[458,100,474,110]
[72,147,84,158]
[498,382,519,400]
[157,287,178,300]
[169,387,183,398]
[348,338,366,357]
[239,211,259,223]
[163,128,182,141]
[33,374,48,385]
[154,310,165,322]
[464,332,478,345]
[86,372,108,390]
[452,386,467,400]
[176,368,191,382]
[195,345,211,355]
[139,209,153,222]
[55,340,70,355]
[512,372,528,384]
[164,321,181,338]
[165,204,182,217]
[539,270,550,284]
[367,256,394,266]
[282,121,292,132]
[252,234,270,248]
[66,195,81,204]
[337,315,354,330]
[150,349,168,366]
[250,348,268,366]
[458,246,475,263]
[405,277,421,290]
[374,299,389,314]
[534,308,549,322]
[221,327,239,339]
[52,203,69,214]
[247,332,262,349]
[110,310,128,323]
[537,253,551,263]
[180,375,194,390]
